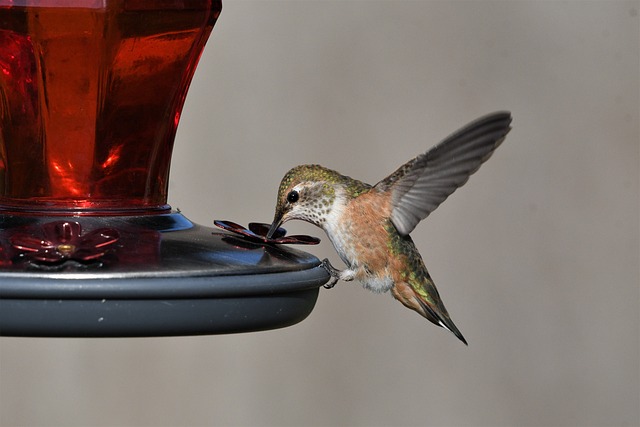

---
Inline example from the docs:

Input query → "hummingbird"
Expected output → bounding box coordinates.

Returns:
[267,112,512,345]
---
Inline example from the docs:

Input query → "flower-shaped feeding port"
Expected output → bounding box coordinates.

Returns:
[214,220,320,245]
[10,221,120,267]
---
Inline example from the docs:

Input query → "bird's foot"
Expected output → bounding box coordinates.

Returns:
[321,258,341,289]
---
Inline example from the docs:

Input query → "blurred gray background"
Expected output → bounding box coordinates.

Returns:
[1,1,638,426]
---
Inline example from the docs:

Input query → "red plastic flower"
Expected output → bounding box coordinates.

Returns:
[10,221,120,264]
[214,220,320,245]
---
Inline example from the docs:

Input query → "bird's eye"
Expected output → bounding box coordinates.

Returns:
[287,190,299,203]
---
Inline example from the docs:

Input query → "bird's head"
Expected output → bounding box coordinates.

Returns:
[267,165,347,238]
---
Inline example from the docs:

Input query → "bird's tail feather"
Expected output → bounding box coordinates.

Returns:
[390,281,468,345]
[416,298,468,346]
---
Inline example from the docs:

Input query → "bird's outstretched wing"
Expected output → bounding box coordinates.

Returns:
[375,111,512,236]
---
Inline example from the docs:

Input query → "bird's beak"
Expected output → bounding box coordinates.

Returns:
[266,220,281,239]
[266,210,284,239]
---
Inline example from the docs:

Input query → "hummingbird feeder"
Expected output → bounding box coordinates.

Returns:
[0,0,329,337]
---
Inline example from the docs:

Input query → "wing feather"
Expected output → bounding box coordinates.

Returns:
[375,112,512,236]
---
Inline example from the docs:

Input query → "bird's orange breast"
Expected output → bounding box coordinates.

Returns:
[338,190,395,279]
